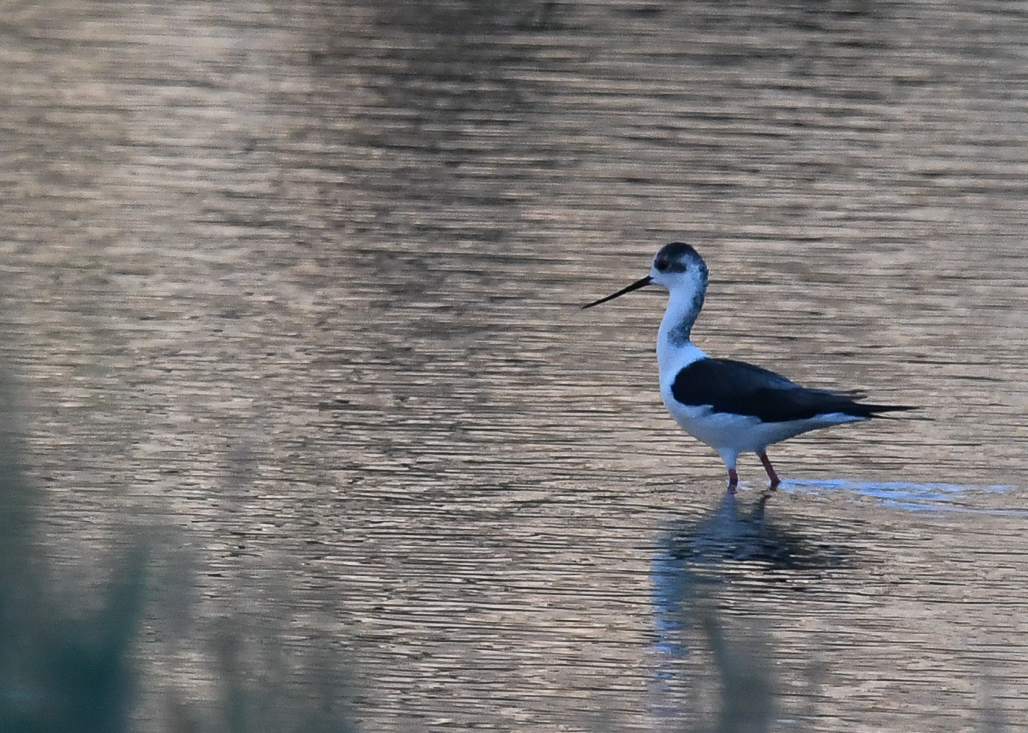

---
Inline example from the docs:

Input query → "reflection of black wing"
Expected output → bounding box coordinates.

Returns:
[671,358,910,423]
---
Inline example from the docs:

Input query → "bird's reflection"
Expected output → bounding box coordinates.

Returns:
[649,489,842,730]
[663,490,791,566]
[653,489,843,645]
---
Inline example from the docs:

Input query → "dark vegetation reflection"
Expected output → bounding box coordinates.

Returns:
[0,372,357,732]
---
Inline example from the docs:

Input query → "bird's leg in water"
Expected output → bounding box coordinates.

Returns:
[758,452,780,490]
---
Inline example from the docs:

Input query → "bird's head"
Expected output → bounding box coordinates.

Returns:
[583,242,708,308]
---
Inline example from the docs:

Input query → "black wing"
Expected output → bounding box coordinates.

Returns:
[671,358,910,423]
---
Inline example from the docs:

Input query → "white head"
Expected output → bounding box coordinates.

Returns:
[582,241,709,310]
[649,241,709,303]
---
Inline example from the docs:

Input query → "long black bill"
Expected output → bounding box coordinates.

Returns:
[582,275,653,309]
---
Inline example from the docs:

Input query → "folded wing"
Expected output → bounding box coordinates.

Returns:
[671,358,910,423]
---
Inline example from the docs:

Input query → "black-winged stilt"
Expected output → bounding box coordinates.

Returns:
[584,242,912,492]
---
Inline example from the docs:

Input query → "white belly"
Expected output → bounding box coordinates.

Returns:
[654,337,865,467]
[660,385,863,464]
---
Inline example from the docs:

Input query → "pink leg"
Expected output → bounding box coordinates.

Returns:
[758,452,780,490]
[727,467,739,493]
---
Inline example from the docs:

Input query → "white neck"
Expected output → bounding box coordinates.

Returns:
[656,290,707,383]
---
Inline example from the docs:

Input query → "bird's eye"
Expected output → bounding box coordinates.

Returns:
[655,257,669,271]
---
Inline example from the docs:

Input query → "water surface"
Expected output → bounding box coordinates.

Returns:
[3,0,1028,730]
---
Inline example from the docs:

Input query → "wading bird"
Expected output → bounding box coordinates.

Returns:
[584,242,911,491]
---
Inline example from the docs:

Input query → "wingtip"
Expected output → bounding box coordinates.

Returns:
[868,404,922,420]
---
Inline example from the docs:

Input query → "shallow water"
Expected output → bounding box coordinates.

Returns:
[4,0,1028,730]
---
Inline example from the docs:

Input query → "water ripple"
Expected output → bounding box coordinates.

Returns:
[780,478,1015,512]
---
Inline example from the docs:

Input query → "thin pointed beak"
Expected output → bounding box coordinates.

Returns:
[582,275,653,309]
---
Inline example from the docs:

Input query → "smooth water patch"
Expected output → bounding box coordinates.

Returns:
[779,478,1013,512]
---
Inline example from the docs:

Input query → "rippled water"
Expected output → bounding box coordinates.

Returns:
[3,0,1028,730]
